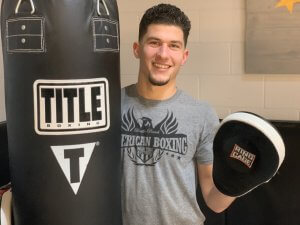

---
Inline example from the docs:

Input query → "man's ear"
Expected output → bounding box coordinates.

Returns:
[181,48,189,66]
[133,42,140,59]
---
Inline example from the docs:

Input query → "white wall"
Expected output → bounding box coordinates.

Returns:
[0,0,299,121]
[119,0,300,121]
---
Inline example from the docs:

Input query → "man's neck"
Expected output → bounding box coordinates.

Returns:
[136,81,177,101]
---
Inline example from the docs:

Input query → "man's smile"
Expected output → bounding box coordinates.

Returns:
[153,62,171,69]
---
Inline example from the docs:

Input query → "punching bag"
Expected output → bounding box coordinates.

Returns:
[0,122,10,189]
[1,0,121,225]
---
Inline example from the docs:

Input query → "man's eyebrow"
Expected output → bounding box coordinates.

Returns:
[146,37,160,41]
[146,37,183,45]
[170,40,183,45]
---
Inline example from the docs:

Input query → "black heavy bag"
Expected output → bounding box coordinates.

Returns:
[0,122,10,189]
[1,0,121,225]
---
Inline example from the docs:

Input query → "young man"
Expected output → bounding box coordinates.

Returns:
[121,4,235,225]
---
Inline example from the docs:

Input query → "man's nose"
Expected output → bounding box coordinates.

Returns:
[156,44,169,58]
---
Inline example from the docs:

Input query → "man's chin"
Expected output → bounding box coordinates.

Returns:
[148,77,169,86]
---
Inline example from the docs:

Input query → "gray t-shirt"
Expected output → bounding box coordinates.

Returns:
[121,84,219,225]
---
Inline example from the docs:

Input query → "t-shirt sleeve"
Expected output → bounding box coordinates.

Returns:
[195,105,220,164]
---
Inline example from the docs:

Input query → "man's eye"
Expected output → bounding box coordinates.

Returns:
[170,44,180,49]
[149,41,159,46]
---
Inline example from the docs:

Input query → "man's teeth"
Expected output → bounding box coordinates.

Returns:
[154,63,170,69]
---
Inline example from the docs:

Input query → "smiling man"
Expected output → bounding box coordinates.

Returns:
[134,23,188,89]
[121,4,236,225]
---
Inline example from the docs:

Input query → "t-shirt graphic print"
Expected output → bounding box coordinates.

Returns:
[121,107,188,166]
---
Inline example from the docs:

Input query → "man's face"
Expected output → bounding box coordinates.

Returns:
[134,24,189,87]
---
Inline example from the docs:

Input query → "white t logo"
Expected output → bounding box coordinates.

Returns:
[51,143,96,195]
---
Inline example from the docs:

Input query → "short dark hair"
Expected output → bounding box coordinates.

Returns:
[138,4,191,46]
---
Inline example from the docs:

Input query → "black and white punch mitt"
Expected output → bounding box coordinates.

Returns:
[212,112,285,197]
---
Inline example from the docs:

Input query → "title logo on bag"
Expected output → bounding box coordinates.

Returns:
[51,142,98,195]
[33,78,110,135]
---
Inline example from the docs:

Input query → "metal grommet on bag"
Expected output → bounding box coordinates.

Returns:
[15,0,36,14]
[97,0,110,16]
